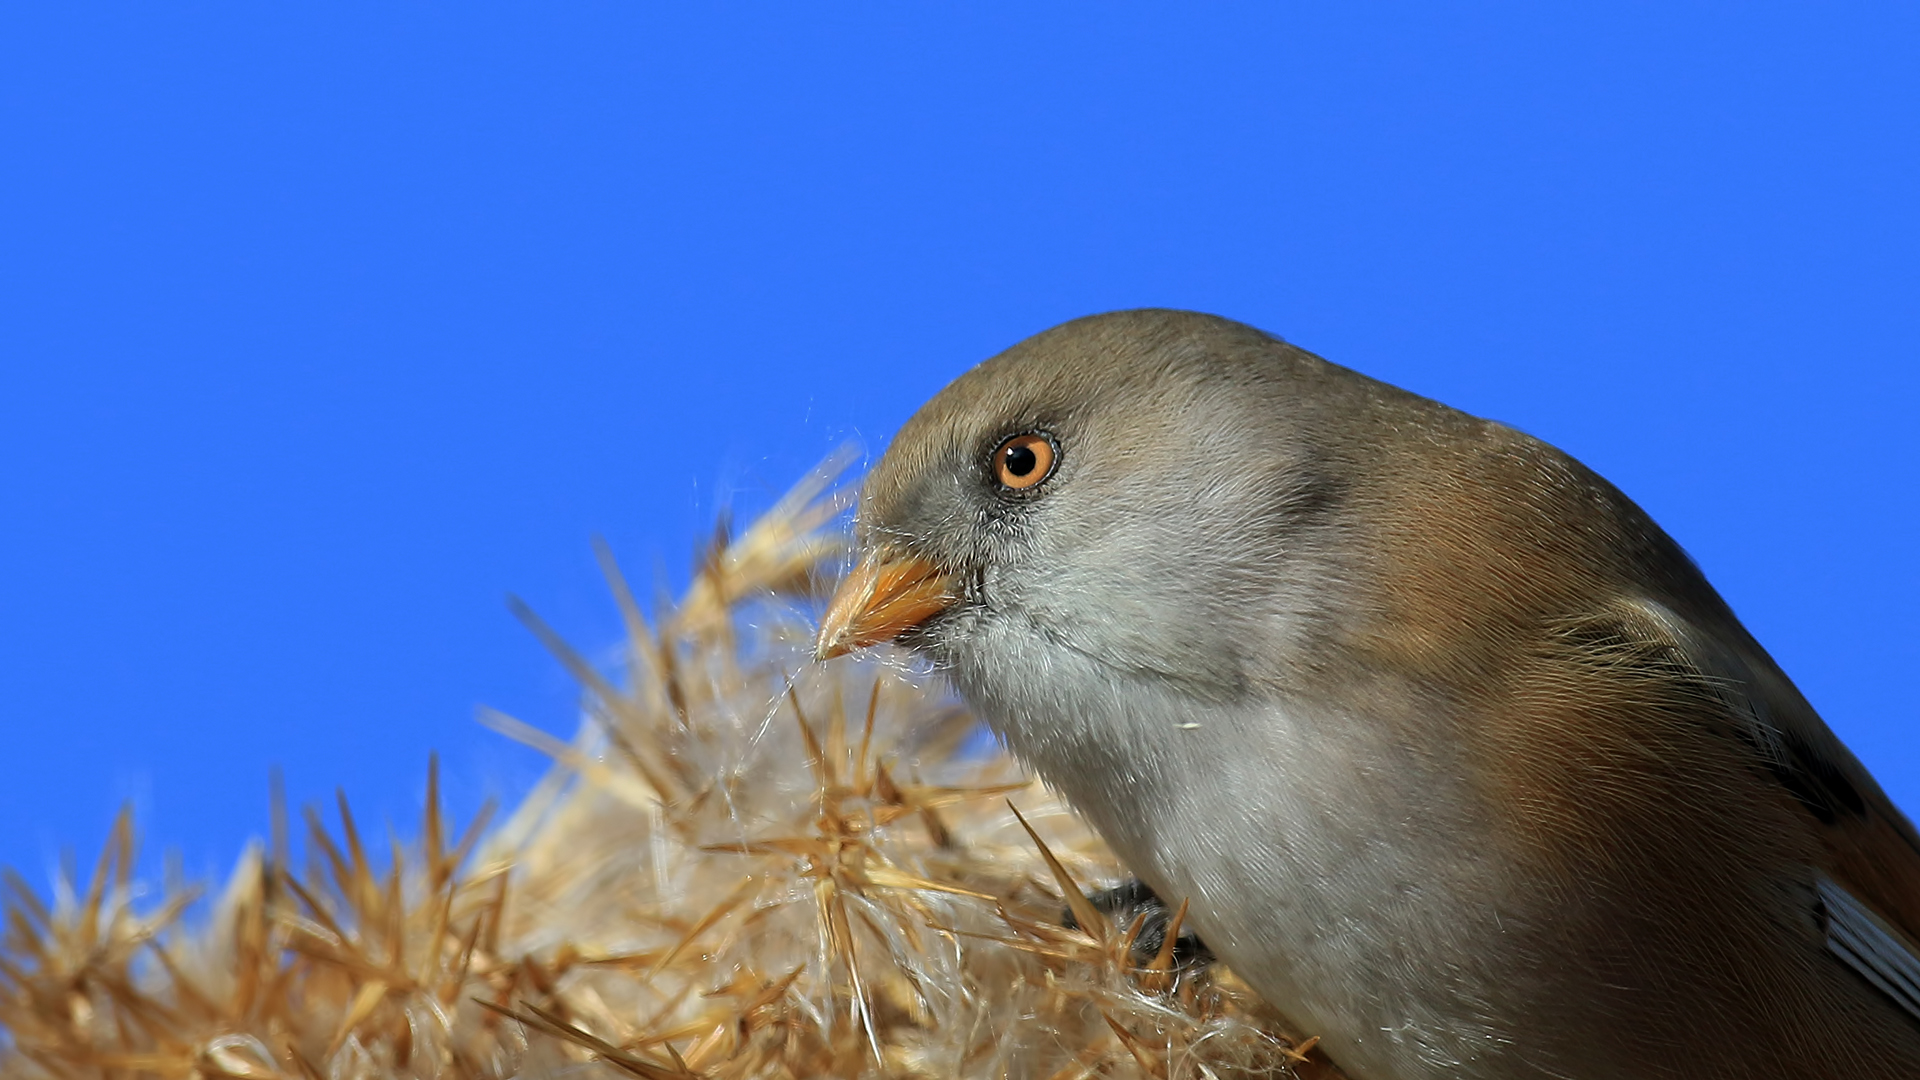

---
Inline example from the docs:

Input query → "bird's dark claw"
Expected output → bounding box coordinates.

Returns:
[1062,877,1216,970]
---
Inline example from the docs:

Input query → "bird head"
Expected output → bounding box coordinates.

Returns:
[816,309,1358,705]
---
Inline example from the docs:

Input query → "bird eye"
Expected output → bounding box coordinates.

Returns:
[992,433,1057,490]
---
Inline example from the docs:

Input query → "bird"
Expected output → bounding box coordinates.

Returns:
[813,309,1920,1079]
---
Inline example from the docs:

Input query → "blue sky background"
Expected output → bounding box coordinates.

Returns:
[2,5,1915,885]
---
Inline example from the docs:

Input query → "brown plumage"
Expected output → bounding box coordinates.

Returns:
[819,309,1920,1078]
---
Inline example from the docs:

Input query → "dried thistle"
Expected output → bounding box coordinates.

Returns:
[2,455,1337,1079]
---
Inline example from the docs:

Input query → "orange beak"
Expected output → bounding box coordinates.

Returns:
[814,548,957,660]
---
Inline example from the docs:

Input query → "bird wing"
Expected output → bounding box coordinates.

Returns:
[1815,871,1920,1023]
[1603,598,1920,1024]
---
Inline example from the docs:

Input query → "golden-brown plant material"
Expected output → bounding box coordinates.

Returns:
[1,457,1338,1079]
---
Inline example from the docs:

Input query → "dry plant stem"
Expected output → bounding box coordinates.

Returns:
[1,453,1339,1080]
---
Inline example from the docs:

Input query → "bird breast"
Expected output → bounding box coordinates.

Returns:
[938,602,1533,1076]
